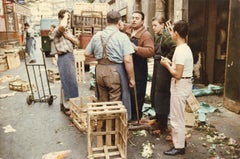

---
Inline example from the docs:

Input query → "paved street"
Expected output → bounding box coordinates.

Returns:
[0,37,240,159]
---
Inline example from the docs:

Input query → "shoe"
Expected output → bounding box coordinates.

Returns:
[29,59,36,63]
[60,103,70,112]
[64,110,71,116]
[164,147,185,156]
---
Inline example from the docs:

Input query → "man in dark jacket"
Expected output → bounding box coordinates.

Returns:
[121,11,154,121]
[151,16,176,133]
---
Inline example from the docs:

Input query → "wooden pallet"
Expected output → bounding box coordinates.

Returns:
[69,95,97,133]
[47,68,60,83]
[87,101,127,159]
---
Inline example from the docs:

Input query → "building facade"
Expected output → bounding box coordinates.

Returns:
[0,0,31,46]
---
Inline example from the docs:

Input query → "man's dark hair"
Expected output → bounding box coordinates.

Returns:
[107,10,121,24]
[151,16,165,24]
[173,20,188,39]
[24,22,30,27]
[133,10,145,20]
[51,24,56,28]
[58,9,70,19]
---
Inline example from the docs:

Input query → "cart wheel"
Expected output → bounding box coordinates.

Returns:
[26,95,33,105]
[47,95,54,105]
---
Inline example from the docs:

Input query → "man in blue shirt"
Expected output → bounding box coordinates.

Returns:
[85,10,135,120]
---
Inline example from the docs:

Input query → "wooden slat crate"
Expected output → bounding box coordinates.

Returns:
[185,93,200,113]
[185,112,198,127]
[147,58,154,77]
[0,55,8,72]
[74,49,85,84]
[87,101,127,159]
[69,95,97,133]
[47,68,60,83]
[9,79,32,92]
[6,52,20,69]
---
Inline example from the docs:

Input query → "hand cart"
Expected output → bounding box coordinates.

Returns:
[24,48,55,105]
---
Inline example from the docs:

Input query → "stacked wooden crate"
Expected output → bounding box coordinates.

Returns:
[47,68,60,83]
[74,49,85,84]
[69,95,97,133]
[87,101,127,159]
[185,93,200,127]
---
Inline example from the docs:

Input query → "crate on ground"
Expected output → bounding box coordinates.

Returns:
[0,55,8,72]
[69,95,97,133]
[6,52,20,69]
[185,111,198,127]
[9,79,34,92]
[87,101,127,159]
[185,92,200,113]
[74,49,85,84]
[47,68,60,83]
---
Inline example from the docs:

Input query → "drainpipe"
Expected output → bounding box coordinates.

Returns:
[155,0,165,18]
[134,0,141,11]
[174,0,188,22]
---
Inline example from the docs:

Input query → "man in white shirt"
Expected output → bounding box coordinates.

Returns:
[160,20,193,156]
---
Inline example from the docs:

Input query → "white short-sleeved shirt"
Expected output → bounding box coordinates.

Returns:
[172,43,193,77]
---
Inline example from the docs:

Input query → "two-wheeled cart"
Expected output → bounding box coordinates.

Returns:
[24,48,55,105]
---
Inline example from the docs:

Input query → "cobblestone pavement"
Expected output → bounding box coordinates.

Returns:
[0,37,239,159]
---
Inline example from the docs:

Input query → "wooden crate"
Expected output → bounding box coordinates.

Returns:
[6,52,20,69]
[9,79,32,92]
[185,93,200,113]
[74,49,85,84]
[87,101,127,159]
[184,112,198,127]
[69,95,97,133]
[47,68,60,83]
[0,55,8,72]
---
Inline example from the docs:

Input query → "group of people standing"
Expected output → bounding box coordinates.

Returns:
[48,8,193,156]
[85,10,193,156]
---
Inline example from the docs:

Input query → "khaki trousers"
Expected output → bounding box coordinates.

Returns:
[96,64,121,102]
[170,78,192,148]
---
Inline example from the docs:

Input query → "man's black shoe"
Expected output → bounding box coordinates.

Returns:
[60,103,70,112]
[164,147,185,156]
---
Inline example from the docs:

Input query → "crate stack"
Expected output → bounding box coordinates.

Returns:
[87,101,127,159]
[47,68,60,83]
[69,95,97,133]
[72,2,108,37]
[74,49,85,84]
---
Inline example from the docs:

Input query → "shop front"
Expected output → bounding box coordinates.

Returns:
[0,0,31,46]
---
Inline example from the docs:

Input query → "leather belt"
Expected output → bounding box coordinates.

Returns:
[181,77,192,79]
[98,58,116,65]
